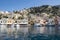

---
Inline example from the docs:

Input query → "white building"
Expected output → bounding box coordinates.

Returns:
[0,18,7,24]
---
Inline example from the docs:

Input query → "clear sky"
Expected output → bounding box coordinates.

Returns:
[0,0,60,11]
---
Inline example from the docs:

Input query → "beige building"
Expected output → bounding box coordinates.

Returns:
[6,19,15,24]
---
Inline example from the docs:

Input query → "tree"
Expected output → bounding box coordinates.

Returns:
[13,10,19,14]
[0,14,2,19]
[18,17,23,19]
[3,16,8,18]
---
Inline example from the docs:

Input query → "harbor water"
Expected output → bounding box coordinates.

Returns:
[0,24,60,40]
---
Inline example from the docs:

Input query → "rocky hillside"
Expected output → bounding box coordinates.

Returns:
[28,5,60,16]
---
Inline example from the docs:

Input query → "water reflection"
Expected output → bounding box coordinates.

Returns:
[0,24,60,40]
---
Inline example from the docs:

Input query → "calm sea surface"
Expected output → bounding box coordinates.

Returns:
[0,25,60,40]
